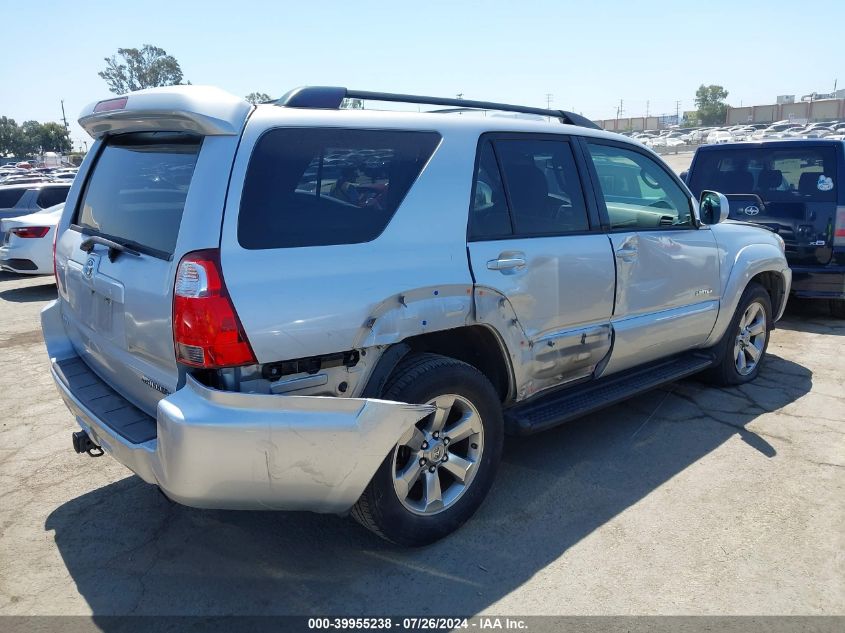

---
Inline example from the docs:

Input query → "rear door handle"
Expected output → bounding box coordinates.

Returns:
[615,246,638,262]
[487,255,526,272]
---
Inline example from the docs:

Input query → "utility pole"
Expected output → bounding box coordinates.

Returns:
[545,93,554,121]
[645,100,649,117]
[456,93,463,100]
[60,100,69,134]
[675,100,681,124]
[616,99,624,123]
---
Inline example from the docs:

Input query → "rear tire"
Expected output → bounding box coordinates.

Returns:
[830,299,845,319]
[351,353,503,546]
[705,282,772,386]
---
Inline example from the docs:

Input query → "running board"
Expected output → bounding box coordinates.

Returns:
[504,353,714,435]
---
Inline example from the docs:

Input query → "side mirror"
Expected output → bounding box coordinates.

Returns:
[699,190,730,224]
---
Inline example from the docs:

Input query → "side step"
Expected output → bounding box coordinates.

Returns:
[504,353,714,435]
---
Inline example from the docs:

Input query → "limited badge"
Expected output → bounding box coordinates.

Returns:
[817,175,834,191]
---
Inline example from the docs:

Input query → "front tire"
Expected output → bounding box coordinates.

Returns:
[707,282,772,386]
[351,353,503,546]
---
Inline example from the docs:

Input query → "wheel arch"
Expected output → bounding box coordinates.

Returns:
[360,325,515,403]
[705,242,791,347]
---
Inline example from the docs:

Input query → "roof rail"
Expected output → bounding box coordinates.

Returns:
[274,86,599,130]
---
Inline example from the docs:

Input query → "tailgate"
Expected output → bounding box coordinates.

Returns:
[54,88,250,416]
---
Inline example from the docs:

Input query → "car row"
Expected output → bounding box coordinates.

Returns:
[616,121,845,149]
[0,163,78,186]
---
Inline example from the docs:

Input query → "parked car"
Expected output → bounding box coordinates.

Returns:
[706,130,733,144]
[0,182,71,241]
[752,124,804,140]
[685,139,844,317]
[44,86,790,545]
[0,204,62,274]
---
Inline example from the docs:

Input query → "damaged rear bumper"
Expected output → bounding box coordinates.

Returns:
[42,301,434,513]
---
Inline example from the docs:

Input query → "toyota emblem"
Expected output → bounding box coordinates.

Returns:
[83,255,96,279]
[744,205,760,216]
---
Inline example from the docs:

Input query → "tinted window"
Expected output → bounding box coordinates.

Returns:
[36,186,69,209]
[587,143,693,229]
[496,139,589,235]
[239,128,440,249]
[687,146,837,203]
[0,188,26,208]
[468,141,511,239]
[75,132,201,257]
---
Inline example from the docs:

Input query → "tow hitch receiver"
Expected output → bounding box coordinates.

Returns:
[72,431,104,457]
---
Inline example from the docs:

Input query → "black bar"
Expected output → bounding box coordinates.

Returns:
[275,86,600,129]
[346,89,566,121]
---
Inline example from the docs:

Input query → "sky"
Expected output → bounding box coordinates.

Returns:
[2,0,843,150]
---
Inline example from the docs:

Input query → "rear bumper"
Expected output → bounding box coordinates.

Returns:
[0,257,40,273]
[789,264,845,300]
[42,300,433,513]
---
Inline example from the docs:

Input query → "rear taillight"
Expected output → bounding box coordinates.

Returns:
[173,249,256,368]
[11,226,50,238]
[835,206,845,247]
[52,227,58,284]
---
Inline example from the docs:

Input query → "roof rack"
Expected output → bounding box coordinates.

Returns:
[273,86,600,130]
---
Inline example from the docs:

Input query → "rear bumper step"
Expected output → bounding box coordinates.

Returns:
[504,353,714,435]
[42,300,434,513]
[789,265,845,300]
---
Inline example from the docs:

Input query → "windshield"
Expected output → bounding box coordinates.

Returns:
[73,132,201,257]
[688,146,837,203]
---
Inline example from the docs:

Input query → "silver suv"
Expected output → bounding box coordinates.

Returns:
[43,86,791,545]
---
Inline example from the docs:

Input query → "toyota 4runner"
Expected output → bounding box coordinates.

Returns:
[43,86,791,545]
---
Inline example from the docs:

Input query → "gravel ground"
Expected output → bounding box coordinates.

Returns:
[0,261,842,617]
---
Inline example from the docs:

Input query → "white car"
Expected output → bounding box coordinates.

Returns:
[0,203,62,275]
[706,130,733,144]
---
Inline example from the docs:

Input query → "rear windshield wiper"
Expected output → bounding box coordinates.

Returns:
[79,234,141,262]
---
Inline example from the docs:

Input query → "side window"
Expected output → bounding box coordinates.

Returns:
[238,128,440,249]
[587,142,693,230]
[36,186,70,209]
[0,188,26,208]
[495,139,589,235]
[468,141,511,240]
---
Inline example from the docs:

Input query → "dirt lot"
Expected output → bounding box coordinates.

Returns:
[0,266,843,617]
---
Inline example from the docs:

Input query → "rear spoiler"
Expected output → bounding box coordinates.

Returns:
[79,85,252,139]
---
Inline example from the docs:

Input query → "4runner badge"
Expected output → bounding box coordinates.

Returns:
[141,376,171,396]
[83,255,97,279]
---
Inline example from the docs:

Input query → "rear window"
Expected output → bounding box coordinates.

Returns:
[36,186,69,209]
[688,146,837,203]
[74,132,201,257]
[0,188,26,209]
[238,128,440,249]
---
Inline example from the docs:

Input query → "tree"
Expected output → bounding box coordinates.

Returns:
[98,44,187,94]
[0,116,24,157]
[1,120,72,156]
[695,84,729,126]
[245,92,271,104]
[38,122,72,153]
[20,120,43,155]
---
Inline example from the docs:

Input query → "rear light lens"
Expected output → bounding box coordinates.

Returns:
[93,97,128,113]
[835,206,845,247]
[11,226,50,238]
[173,249,256,368]
[52,227,58,285]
